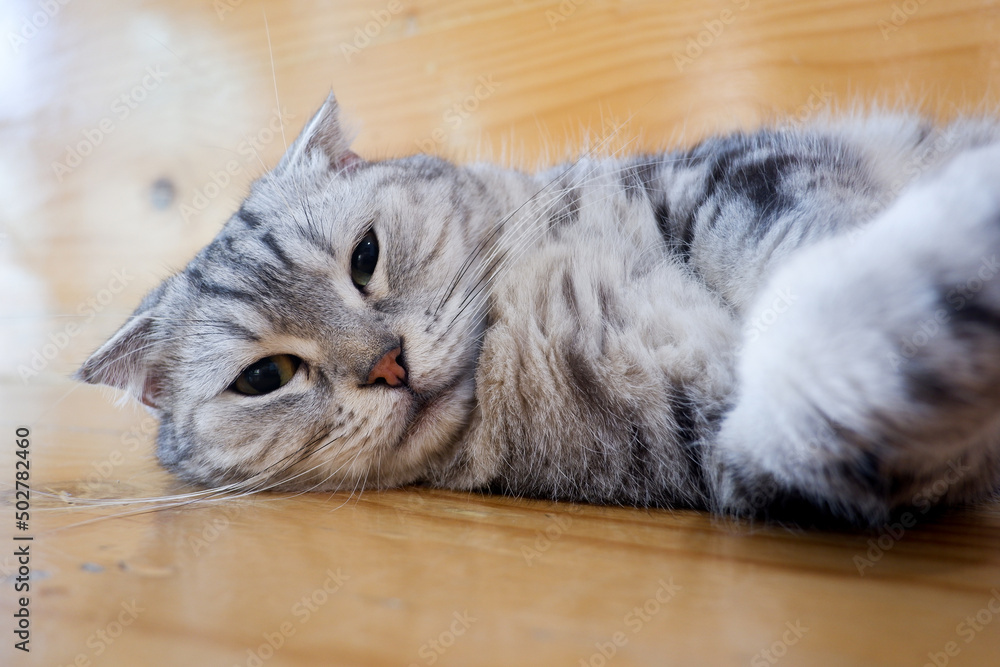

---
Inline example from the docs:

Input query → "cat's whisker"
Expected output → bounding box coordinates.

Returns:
[260,2,287,154]
[233,419,384,499]
[239,426,345,492]
[435,190,564,330]
[442,179,600,337]
[441,158,619,323]
[34,480,270,533]
[442,170,581,296]
[33,483,242,509]
[433,158,596,316]
[294,442,371,511]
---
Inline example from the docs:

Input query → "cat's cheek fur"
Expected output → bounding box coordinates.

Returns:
[393,374,479,478]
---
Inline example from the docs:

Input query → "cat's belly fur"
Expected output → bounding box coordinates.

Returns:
[441,164,741,507]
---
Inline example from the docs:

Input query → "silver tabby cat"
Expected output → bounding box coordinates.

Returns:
[77,94,1000,526]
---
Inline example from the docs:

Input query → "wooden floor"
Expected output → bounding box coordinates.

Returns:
[3,0,1000,665]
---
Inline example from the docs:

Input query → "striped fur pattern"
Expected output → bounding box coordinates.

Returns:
[78,95,1000,526]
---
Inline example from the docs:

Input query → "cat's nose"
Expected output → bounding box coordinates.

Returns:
[366,346,407,387]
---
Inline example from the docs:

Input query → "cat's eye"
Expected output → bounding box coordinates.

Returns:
[351,230,379,289]
[231,354,301,396]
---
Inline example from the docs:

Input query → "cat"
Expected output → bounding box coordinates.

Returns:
[75,93,1000,527]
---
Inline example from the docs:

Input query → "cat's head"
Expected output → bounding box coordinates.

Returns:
[76,94,510,492]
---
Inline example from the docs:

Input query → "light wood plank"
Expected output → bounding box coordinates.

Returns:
[3,0,1000,665]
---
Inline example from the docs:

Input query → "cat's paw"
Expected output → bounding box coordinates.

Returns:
[712,142,1000,525]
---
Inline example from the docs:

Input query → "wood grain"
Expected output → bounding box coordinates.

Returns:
[2,0,1000,665]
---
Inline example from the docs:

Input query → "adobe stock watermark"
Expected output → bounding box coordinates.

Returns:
[340,0,404,62]
[782,420,838,469]
[578,578,682,667]
[790,85,835,126]
[751,620,809,666]
[922,589,1000,667]
[743,287,797,344]
[7,0,72,54]
[55,600,144,667]
[853,458,970,575]
[887,254,999,370]
[234,568,350,667]
[76,416,157,496]
[214,0,245,20]
[546,0,589,30]
[521,507,582,566]
[580,112,636,157]
[186,503,246,557]
[51,66,170,182]
[847,126,959,247]
[408,610,478,666]
[889,125,960,197]
[414,75,501,154]
[18,268,134,383]
[877,0,931,40]
[179,107,295,224]
[521,513,572,566]
[597,113,630,142]
[391,488,429,522]
[673,0,752,72]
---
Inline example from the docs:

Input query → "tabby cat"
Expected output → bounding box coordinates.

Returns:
[76,95,1000,526]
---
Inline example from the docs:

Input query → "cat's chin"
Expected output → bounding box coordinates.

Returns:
[391,374,477,476]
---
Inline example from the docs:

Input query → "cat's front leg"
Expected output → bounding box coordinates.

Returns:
[712,143,1000,525]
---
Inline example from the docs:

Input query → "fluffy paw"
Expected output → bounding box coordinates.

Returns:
[713,143,1000,524]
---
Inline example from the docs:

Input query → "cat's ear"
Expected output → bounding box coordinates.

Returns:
[275,92,363,175]
[74,313,165,411]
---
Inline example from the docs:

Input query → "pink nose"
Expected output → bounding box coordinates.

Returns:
[366,347,407,387]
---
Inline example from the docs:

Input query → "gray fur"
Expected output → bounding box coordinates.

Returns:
[77,94,1000,526]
